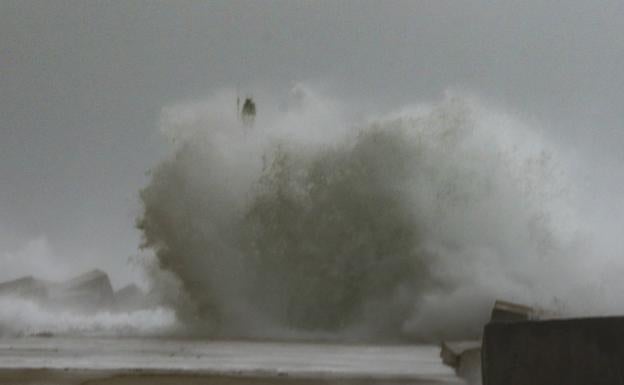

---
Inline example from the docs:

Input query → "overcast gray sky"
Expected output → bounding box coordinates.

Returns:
[2,0,624,286]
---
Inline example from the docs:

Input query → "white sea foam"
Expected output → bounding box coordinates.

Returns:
[133,84,623,341]
[0,295,178,337]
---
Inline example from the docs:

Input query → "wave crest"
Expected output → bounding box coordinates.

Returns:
[138,88,583,341]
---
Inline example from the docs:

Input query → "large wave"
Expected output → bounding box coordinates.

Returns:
[137,86,604,342]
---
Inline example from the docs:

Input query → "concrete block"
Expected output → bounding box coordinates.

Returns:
[482,317,624,385]
[490,300,535,322]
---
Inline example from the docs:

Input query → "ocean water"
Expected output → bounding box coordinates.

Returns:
[0,337,463,384]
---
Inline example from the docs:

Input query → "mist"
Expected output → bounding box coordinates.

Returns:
[133,85,621,342]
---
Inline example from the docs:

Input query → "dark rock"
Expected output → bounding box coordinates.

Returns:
[0,276,48,300]
[0,270,115,312]
[114,283,148,310]
[48,269,115,310]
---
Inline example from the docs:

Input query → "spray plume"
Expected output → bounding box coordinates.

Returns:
[137,85,614,342]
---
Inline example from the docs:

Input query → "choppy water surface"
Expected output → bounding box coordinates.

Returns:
[0,337,461,384]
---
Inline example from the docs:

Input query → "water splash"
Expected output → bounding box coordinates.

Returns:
[137,86,604,341]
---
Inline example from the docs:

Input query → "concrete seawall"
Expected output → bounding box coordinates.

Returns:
[482,316,624,385]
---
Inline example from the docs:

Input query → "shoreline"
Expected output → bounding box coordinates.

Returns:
[0,337,462,384]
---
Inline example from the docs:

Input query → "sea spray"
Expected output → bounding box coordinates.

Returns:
[138,86,588,341]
